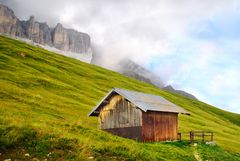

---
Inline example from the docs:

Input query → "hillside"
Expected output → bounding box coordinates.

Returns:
[0,35,240,160]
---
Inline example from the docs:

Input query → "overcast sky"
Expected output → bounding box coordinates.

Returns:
[1,0,240,113]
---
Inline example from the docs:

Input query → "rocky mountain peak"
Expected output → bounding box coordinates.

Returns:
[0,5,14,17]
[52,23,69,51]
[55,23,63,29]
[0,4,92,57]
[0,4,22,36]
[29,16,35,22]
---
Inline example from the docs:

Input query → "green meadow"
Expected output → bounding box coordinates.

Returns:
[0,36,240,160]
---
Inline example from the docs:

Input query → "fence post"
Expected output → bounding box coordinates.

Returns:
[190,131,191,143]
[202,131,204,142]
[190,131,193,143]
[211,132,213,141]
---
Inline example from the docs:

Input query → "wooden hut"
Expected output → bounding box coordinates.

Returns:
[89,88,190,142]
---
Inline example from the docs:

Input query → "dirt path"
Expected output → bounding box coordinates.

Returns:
[193,144,202,161]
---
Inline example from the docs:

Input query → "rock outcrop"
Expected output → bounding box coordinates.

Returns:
[0,4,92,55]
[21,16,52,45]
[0,5,23,36]
[52,23,69,50]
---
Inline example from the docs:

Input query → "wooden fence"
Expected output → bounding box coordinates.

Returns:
[178,130,214,143]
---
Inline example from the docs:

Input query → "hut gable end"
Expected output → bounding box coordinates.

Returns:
[99,95,142,129]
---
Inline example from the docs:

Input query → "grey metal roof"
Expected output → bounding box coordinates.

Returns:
[88,88,190,116]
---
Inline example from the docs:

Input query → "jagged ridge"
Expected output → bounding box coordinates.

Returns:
[0,4,91,54]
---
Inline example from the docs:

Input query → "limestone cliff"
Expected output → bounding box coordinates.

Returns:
[52,23,69,51]
[0,5,22,36]
[0,4,92,55]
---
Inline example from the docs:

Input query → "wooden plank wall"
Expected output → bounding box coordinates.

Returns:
[99,95,142,129]
[104,126,143,141]
[142,111,178,142]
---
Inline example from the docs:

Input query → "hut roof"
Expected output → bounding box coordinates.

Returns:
[88,88,190,116]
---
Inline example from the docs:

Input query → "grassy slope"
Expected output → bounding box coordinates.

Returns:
[0,36,240,160]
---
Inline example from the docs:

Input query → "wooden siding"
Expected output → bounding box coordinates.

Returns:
[99,95,142,129]
[104,126,142,141]
[142,111,178,142]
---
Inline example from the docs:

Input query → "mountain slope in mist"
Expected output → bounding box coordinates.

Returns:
[117,59,198,100]
[118,59,164,87]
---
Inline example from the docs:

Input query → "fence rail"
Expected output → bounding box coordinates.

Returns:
[178,130,214,143]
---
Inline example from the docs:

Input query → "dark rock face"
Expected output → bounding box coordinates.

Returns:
[0,5,91,54]
[21,16,52,45]
[67,29,91,54]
